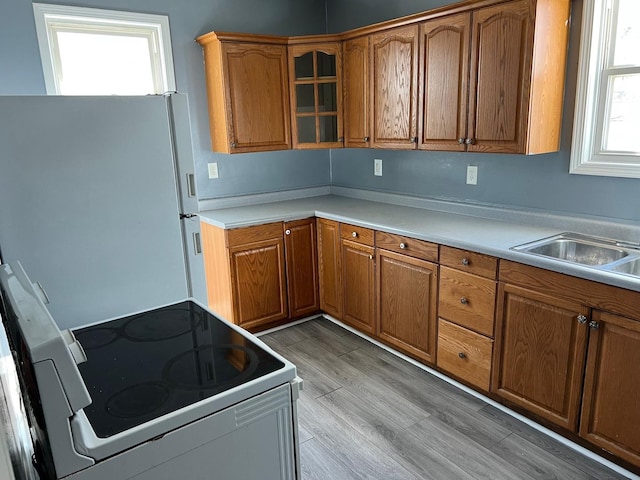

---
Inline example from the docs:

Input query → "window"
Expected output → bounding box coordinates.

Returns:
[33,4,176,95]
[570,0,640,178]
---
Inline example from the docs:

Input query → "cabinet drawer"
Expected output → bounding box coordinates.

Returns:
[226,222,283,247]
[340,223,374,246]
[375,231,438,262]
[437,319,493,391]
[440,246,497,279]
[439,267,496,337]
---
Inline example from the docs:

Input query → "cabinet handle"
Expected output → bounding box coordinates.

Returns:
[589,320,599,330]
[399,242,406,249]
[352,231,358,238]
[461,258,470,266]
[285,229,291,235]
[458,138,465,145]
[577,314,588,324]
[369,255,373,260]
[465,138,475,145]
[364,136,370,142]
[460,297,468,305]
[458,352,466,359]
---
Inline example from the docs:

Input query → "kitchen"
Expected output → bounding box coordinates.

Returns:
[1,0,640,479]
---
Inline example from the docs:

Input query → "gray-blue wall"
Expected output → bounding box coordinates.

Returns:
[325,0,640,223]
[0,0,330,200]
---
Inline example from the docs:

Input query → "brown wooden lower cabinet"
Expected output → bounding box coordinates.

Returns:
[580,310,640,467]
[317,218,343,319]
[284,218,319,319]
[201,219,318,331]
[492,282,589,431]
[229,236,288,329]
[341,238,375,334]
[376,249,437,364]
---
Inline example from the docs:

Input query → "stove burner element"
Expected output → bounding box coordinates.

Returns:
[122,307,200,341]
[163,345,259,391]
[74,328,118,349]
[106,382,170,419]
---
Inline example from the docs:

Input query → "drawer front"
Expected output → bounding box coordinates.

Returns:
[226,222,283,247]
[437,319,493,391]
[340,223,375,246]
[440,246,497,279]
[375,230,438,262]
[439,267,496,337]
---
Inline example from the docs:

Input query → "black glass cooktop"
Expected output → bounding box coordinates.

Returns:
[73,301,285,438]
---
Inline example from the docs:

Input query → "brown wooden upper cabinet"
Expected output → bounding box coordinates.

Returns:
[288,41,343,149]
[196,32,291,153]
[343,36,370,148]
[419,0,570,154]
[369,25,420,150]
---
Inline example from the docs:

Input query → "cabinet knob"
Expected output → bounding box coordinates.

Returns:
[411,137,418,143]
[364,136,370,142]
[399,242,406,249]
[458,138,465,145]
[589,320,599,330]
[461,258,470,266]
[369,255,373,260]
[458,352,466,359]
[352,231,358,238]
[230,142,237,148]
[338,137,344,142]
[460,297,468,305]
[577,314,588,324]
[464,138,475,145]
[285,229,291,235]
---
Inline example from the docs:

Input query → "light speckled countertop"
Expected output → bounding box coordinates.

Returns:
[199,195,640,293]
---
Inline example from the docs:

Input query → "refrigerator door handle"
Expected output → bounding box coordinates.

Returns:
[193,232,202,255]
[186,173,196,198]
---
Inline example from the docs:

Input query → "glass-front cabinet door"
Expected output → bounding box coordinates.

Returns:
[288,42,343,149]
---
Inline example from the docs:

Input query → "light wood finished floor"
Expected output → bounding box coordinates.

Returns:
[260,317,633,480]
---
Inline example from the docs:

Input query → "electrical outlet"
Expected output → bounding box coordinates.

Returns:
[208,162,219,179]
[466,165,478,185]
[374,159,383,176]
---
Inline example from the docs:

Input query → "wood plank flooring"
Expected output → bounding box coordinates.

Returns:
[260,317,633,480]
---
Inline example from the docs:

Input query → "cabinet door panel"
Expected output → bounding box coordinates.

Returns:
[418,13,470,151]
[289,43,343,149]
[317,219,342,319]
[580,311,640,466]
[467,0,532,153]
[343,37,370,147]
[493,283,588,430]
[230,238,288,329]
[342,240,375,334]
[224,43,291,152]
[284,219,319,318]
[377,249,437,364]
[370,25,419,149]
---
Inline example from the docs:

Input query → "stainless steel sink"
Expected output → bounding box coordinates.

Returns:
[523,239,628,266]
[610,258,640,276]
[513,233,629,267]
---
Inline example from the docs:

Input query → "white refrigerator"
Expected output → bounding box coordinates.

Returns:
[0,93,205,330]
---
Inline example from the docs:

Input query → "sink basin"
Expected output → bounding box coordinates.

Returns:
[610,258,640,276]
[513,233,629,267]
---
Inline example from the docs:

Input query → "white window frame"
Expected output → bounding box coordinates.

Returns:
[33,3,176,95]
[570,0,640,178]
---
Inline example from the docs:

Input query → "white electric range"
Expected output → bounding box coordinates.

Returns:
[0,262,301,480]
